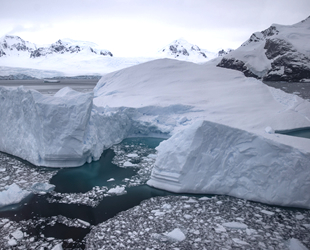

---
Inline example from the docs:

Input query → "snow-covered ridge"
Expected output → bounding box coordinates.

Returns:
[0,35,37,57]
[217,16,310,81]
[1,58,310,208]
[30,38,113,58]
[157,38,216,63]
[0,35,113,59]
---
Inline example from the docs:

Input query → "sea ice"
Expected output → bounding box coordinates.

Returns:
[163,228,186,242]
[0,183,30,208]
[222,222,248,229]
[107,186,126,195]
[31,183,55,194]
[287,238,308,250]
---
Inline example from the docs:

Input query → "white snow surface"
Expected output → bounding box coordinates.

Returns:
[0,35,152,77]
[1,58,310,208]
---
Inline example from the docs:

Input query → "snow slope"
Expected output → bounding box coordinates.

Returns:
[218,16,310,81]
[1,58,310,208]
[0,35,152,77]
[157,38,216,63]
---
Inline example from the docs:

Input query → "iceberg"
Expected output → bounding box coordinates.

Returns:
[0,86,93,167]
[147,120,310,208]
[0,58,310,208]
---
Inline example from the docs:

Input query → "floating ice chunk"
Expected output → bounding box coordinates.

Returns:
[0,168,5,172]
[77,219,91,227]
[107,186,126,195]
[161,203,172,210]
[232,238,249,245]
[286,238,308,250]
[163,228,186,242]
[246,228,257,236]
[7,238,17,246]
[51,243,63,250]
[214,224,227,233]
[11,229,24,240]
[198,197,212,201]
[265,126,274,134]
[127,153,138,158]
[147,154,157,159]
[31,183,55,194]
[123,161,137,167]
[107,178,115,182]
[0,183,30,208]
[295,214,304,220]
[186,198,197,203]
[223,222,248,229]
[261,210,275,216]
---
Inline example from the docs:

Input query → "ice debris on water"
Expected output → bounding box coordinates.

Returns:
[85,195,310,249]
[0,152,56,208]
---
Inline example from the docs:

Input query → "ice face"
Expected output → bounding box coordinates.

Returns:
[0,86,93,167]
[147,120,310,209]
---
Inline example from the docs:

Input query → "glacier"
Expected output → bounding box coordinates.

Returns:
[1,58,310,208]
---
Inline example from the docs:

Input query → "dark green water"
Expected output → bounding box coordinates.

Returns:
[276,127,310,139]
[0,137,173,247]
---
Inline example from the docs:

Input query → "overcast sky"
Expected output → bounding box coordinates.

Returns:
[1,0,309,57]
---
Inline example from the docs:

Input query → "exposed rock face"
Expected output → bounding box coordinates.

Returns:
[218,49,233,57]
[217,16,310,82]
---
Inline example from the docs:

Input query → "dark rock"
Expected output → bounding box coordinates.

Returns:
[217,58,259,78]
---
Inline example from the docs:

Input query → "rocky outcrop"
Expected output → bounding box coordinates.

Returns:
[217,16,310,82]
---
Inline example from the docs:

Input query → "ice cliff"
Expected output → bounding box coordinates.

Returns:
[0,86,93,167]
[147,120,310,209]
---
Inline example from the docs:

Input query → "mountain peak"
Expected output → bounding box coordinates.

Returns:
[158,38,216,62]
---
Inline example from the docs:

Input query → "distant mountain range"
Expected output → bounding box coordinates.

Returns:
[0,36,113,59]
[217,16,310,82]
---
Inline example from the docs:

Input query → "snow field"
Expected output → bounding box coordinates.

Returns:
[85,195,310,249]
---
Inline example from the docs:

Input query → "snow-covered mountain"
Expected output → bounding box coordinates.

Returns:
[0,35,113,59]
[30,38,113,58]
[217,48,233,57]
[0,35,152,78]
[0,35,37,57]
[158,38,216,63]
[217,16,310,81]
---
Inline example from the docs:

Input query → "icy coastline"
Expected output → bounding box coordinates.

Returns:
[1,59,310,208]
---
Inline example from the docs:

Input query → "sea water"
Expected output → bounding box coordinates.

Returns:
[0,137,173,247]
